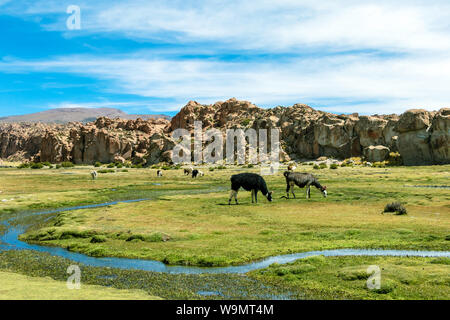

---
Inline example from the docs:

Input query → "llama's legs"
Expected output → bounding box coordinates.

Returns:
[290,182,296,198]
[255,190,258,203]
[229,190,238,205]
[306,184,311,199]
[251,190,255,203]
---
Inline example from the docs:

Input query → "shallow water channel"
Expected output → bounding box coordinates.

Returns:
[1,198,448,275]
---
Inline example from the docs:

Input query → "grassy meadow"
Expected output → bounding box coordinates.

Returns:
[0,163,449,299]
[0,271,160,300]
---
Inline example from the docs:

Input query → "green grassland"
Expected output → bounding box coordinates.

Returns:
[1,164,449,299]
[0,271,160,300]
[13,165,450,266]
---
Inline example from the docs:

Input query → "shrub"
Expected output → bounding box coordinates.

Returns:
[30,162,44,169]
[116,163,123,169]
[90,235,107,243]
[383,202,407,215]
[387,152,403,166]
[373,161,387,168]
[313,164,320,170]
[247,164,254,168]
[161,166,171,170]
[340,160,355,167]
[216,165,226,170]
[94,162,102,167]
[41,161,52,167]
[121,169,128,172]
[60,161,74,168]
[98,169,115,174]
[241,118,251,127]
[55,164,61,169]
[319,163,327,169]
[349,157,363,165]
[330,163,338,170]
[107,163,115,168]
[18,163,30,169]
[209,167,215,172]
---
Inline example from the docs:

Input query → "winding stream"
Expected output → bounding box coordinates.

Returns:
[1,199,449,275]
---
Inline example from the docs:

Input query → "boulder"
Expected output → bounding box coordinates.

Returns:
[364,145,390,162]
[395,109,434,165]
[430,108,450,164]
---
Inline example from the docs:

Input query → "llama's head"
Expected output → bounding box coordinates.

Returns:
[321,186,327,198]
[266,191,273,202]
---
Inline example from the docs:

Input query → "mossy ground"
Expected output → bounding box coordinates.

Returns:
[250,256,450,299]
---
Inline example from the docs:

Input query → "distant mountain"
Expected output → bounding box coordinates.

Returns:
[0,107,171,123]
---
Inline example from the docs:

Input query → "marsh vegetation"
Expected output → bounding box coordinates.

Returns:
[0,164,449,299]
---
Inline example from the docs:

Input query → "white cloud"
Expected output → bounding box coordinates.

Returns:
[4,1,450,52]
[1,0,450,114]
[1,52,449,114]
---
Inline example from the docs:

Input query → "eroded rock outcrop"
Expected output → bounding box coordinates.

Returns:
[0,100,448,165]
[169,99,448,165]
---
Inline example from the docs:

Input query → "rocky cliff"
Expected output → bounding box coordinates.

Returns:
[0,98,448,165]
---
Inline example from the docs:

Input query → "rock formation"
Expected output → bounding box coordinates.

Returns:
[0,99,448,166]
[363,145,391,163]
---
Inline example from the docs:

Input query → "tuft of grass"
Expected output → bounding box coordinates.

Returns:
[125,233,168,243]
[90,235,107,243]
[383,202,407,215]
[429,257,450,265]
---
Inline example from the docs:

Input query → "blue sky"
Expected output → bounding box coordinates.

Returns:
[1,0,450,117]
